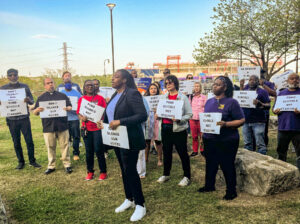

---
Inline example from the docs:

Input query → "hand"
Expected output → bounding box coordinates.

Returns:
[63,106,72,111]
[295,108,300,115]
[155,113,159,120]
[217,121,226,127]
[172,117,180,122]
[35,107,44,113]
[240,79,245,87]
[253,99,259,106]
[109,120,120,130]
[273,108,281,115]
[259,79,264,86]
[105,97,110,102]
[81,116,88,122]
[24,97,31,103]
[97,120,104,129]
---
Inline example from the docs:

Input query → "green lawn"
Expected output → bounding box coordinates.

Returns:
[0,115,300,224]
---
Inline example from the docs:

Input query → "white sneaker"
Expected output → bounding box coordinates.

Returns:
[157,175,170,183]
[115,199,135,213]
[178,177,191,187]
[130,205,146,222]
[79,142,83,147]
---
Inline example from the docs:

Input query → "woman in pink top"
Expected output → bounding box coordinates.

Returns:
[189,82,207,157]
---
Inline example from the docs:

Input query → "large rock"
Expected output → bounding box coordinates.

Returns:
[0,195,7,224]
[217,148,300,196]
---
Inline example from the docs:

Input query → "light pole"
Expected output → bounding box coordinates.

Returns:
[106,3,116,74]
[104,59,110,76]
[239,7,246,67]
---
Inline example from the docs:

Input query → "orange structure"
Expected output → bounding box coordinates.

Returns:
[166,55,181,72]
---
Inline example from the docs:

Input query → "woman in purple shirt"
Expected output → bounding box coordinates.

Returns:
[198,76,245,200]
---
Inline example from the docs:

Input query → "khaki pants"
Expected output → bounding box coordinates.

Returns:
[43,130,71,169]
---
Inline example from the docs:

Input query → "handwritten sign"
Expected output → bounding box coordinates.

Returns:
[39,100,67,118]
[68,96,78,111]
[156,99,183,120]
[0,100,28,117]
[99,87,116,99]
[274,95,300,111]
[199,113,222,134]
[102,123,129,149]
[79,98,105,123]
[0,88,26,101]
[233,91,258,108]
[179,80,196,95]
[270,70,294,90]
[144,95,162,111]
[238,66,260,81]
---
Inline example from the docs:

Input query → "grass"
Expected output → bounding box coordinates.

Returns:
[0,115,300,224]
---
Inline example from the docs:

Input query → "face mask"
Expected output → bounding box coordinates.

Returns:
[65,83,72,90]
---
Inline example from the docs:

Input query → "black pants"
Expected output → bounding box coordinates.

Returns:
[7,117,35,164]
[277,131,300,169]
[203,138,239,194]
[161,124,191,179]
[264,114,270,146]
[68,120,80,156]
[114,148,145,206]
[83,130,106,173]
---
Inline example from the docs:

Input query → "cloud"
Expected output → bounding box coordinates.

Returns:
[31,34,58,39]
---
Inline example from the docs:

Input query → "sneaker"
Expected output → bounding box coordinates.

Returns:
[73,155,80,161]
[98,173,107,181]
[85,172,94,181]
[157,175,170,183]
[44,168,55,175]
[130,205,146,222]
[190,152,198,157]
[139,175,146,179]
[115,199,135,213]
[223,192,237,200]
[65,167,73,174]
[197,186,215,193]
[178,177,191,187]
[29,162,42,168]
[15,163,25,170]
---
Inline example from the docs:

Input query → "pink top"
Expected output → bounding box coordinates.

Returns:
[190,94,207,120]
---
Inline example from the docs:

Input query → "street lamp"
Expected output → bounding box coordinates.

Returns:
[104,59,110,76]
[106,3,116,74]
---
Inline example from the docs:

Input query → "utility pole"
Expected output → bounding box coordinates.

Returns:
[62,42,70,72]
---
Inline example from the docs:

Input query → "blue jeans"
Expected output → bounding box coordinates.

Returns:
[68,120,80,156]
[242,123,267,155]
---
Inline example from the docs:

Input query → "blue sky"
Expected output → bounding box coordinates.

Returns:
[0,0,219,76]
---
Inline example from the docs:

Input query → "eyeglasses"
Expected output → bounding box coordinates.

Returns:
[187,77,193,80]
[86,84,94,87]
[8,73,18,77]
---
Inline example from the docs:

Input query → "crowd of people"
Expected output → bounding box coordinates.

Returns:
[0,67,299,222]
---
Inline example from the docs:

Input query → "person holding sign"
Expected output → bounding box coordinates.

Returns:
[198,76,245,200]
[273,73,300,169]
[156,75,193,187]
[77,80,107,181]
[33,78,73,175]
[102,69,147,222]
[0,68,41,169]
[189,82,207,157]
[60,83,82,161]
[242,75,270,155]
[144,83,163,166]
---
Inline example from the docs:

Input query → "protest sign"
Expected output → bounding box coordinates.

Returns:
[156,99,183,120]
[233,91,258,108]
[135,78,152,95]
[102,123,129,149]
[39,100,67,118]
[99,87,116,98]
[270,70,294,90]
[0,88,26,101]
[274,95,300,111]
[144,95,162,111]
[179,80,195,95]
[0,100,27,117]
[79,98,105,123]
[199,113,222,134]
[68,96,78,111]
[238,66,260,81]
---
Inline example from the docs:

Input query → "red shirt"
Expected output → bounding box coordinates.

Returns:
[162,94,178,124]
[77,95,106,131]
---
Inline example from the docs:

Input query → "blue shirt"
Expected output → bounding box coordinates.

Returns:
[61,89,82,121]
[57,83,82,95]
[106,92,123,123]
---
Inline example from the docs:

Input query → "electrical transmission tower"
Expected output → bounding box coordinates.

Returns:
[60,42,71,72]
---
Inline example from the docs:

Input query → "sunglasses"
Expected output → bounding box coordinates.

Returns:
[165,81,173,85]
[187,77,193,80]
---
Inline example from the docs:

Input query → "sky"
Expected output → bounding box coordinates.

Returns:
[0,0,219,76]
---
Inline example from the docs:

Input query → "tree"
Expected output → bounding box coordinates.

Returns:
[193,0,299,79]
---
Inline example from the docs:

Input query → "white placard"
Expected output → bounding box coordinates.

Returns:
[0,88,26,101]
[199,112,222,134]
[233,91,258,108]
[179,80,196,95]
[79,98,105,123]
[68,96,78,111]
[102,123,129,149]
[270,70,294,90]
[0,100,28,117]
[238,66,260,81]
[144,95,162,111]
[156,99,183,120]
[39,100,67,118]
[274,95,300,111]
[99,87,116,99]
[207,92,215,99]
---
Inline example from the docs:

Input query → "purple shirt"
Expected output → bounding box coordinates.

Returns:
[203,97,245,140]
[277,88,300,131]
[245,81,275,90]
[243,87,270,123]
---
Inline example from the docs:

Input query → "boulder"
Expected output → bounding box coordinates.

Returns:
[0,195,7,224]
[217,148,300,196]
